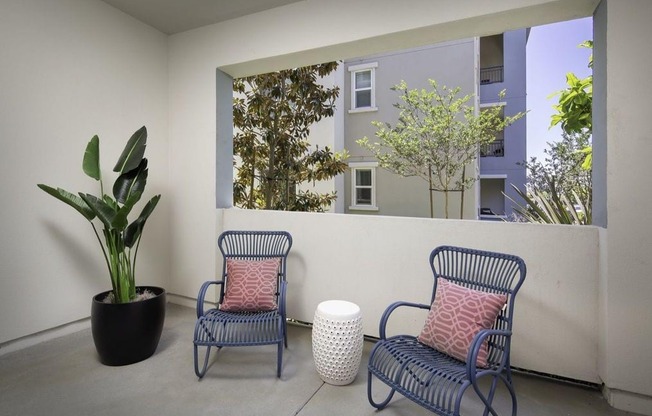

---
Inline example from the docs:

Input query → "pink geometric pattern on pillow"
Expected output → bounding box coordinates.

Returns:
[220,258,280,312]
[417,278,507,368]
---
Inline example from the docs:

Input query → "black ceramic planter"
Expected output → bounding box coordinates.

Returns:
[91,286,166,366]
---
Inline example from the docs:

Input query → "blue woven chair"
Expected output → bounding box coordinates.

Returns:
[367,246,526,415]
[193,230,292,378]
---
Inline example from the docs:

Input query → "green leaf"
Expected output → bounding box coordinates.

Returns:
[78,193,126,230]
[581,150,593,170]
[113,126,147,174]
[124,195,160,248]
[112,158,148,204]
[37,184,95,221]
[116,190,143,222]
[83,135,101,181]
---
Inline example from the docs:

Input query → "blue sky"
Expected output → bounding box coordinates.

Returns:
[526,17,593,161]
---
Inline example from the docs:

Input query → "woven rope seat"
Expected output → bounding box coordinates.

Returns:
[368,335,470,412]
[194,309,282,347]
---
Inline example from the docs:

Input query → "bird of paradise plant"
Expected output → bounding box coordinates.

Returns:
[38,126,160,303]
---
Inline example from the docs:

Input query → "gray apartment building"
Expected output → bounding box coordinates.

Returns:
[339,29,528,220]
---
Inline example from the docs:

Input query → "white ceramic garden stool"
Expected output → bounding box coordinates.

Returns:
[312,300,363,385]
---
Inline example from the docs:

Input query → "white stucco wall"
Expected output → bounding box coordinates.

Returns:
[219,208,601,383]
[595,1,652,412]
[0,0,170,343]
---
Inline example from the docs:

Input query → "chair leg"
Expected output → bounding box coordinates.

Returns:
[473,374,516,416]
[277,340,283,378]
[481,376,500,416]
[506,375,518,416]
[283,320,288,348]
[367,371,396,410]
[194,344,215,379]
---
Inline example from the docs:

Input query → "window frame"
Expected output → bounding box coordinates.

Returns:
[348,62,378,113]
[349,162,378,211]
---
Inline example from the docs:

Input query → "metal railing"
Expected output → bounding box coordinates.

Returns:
[480,139,505,157]
[480,65,504,84]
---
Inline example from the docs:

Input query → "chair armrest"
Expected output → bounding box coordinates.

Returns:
[467,329,512,380]
[196,280,224,317]
[378,301,430,340]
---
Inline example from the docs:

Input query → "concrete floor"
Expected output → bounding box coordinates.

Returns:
[0,304,639,416]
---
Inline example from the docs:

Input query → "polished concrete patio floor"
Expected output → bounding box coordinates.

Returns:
[0,304,638,416]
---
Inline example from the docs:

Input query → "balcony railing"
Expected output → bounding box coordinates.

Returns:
[480,139,504,157]
[480,65,504,84]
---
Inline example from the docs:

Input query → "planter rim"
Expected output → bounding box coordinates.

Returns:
[92,286,166,304]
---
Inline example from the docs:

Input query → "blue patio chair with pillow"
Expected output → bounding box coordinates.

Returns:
[193,230,292,378]
[367,245,526,415]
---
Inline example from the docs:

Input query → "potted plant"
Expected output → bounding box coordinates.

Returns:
[38,126,165,366]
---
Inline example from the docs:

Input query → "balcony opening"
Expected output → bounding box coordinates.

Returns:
[480,105,505,157]
[480,176,506,220]
[480,34,504,84]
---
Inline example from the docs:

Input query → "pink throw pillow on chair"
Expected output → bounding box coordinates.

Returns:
[417,278,507,368]
[220,258,280,312]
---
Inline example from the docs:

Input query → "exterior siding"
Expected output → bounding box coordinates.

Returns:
[480,29,528,219]
[342,39,478,219]
[341,29,527,220]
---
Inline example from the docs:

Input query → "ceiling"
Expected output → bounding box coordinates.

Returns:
[101,0,303,35]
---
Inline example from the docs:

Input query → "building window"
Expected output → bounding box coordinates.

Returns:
[349,162,378,210]
[348,63,378,113]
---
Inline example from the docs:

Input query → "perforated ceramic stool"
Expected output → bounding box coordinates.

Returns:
[312,300,363,385]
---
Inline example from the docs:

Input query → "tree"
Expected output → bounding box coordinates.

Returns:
[510,40,593,225]
[509,131,592,224]
[233,62,348,212]
[523,131,591,199]
[549,40,593,168]
[357,80,524,219]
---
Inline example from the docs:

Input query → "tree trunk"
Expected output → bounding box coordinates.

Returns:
[248,152,256,208]
[460,169,466,219]
[265,145,275,209]
[428,164,434,218]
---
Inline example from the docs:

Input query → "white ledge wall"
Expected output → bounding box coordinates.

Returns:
[218,208,601,384]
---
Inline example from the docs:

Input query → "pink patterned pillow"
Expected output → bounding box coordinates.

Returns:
[220,258,281,312]
[417,278,507,368]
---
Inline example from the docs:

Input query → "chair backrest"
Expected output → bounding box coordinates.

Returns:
[217,230,293,303]
[429,246,526,366]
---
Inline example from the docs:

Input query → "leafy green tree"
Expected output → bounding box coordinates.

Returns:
[524,131,591,199]
[550,40,593,168]
[511,40,593,225]
[358,80,524,219]
[233,62,348,212]
[510,131,592,224]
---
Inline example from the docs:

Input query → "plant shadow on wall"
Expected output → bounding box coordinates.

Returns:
[37,126,166,366]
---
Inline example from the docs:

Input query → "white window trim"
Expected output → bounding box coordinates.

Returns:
[479,174,508,179]
[348,62,378,113]
[479,101,507,108]
[349,162,379,211]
